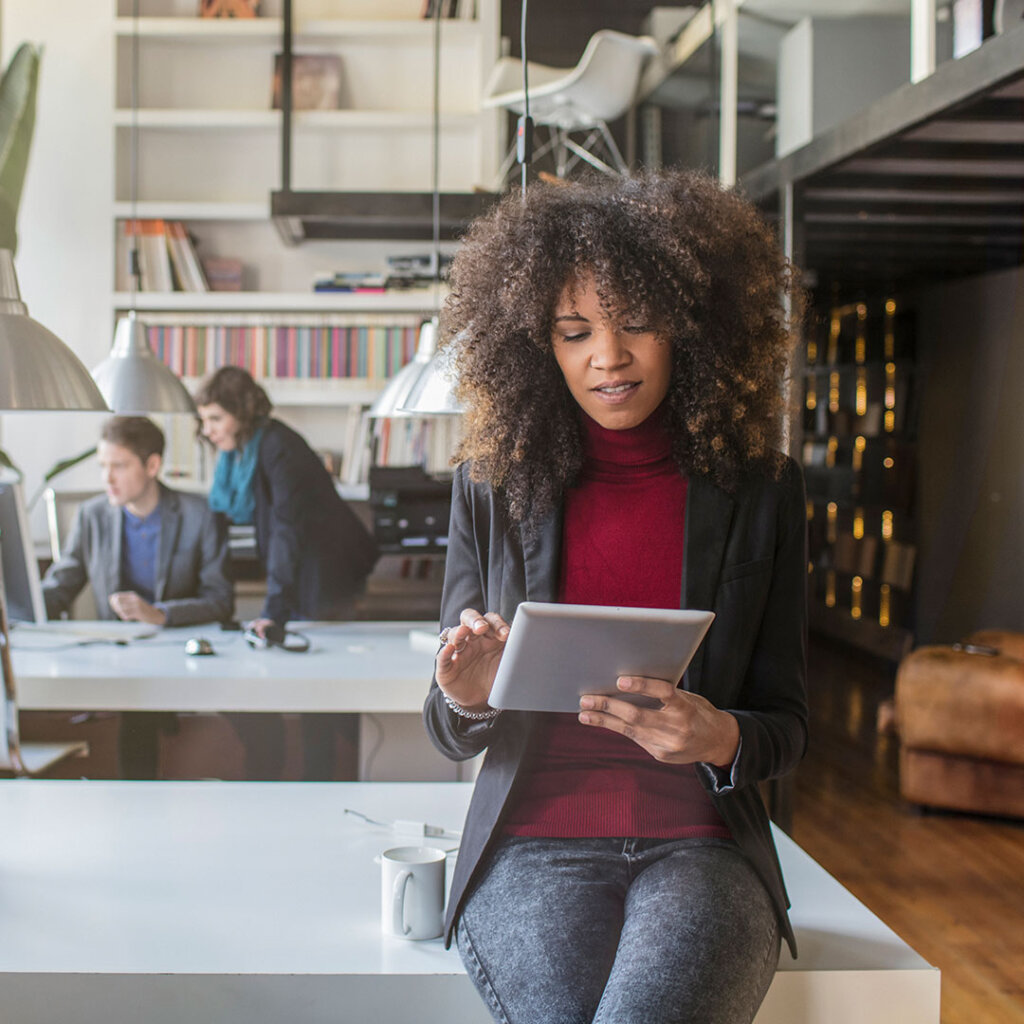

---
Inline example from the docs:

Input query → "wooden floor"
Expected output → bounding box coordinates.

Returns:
[791,637,1024,1024]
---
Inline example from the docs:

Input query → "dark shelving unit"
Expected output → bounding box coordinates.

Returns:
[739,25,1024,661]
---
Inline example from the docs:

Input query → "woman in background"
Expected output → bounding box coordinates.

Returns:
[424,170,808,1024]
[196,366,378,779]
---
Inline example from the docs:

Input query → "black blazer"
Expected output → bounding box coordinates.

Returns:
[424,457,808,957]
[253,419,378,623]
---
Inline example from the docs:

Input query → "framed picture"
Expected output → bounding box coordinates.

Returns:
[271,54,343,112]
[199,0,260,16]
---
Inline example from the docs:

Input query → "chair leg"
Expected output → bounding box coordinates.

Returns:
[554,127,570,178]
[562,120,631,178]
[494,124,565,188]
[564,136,621,177]
[493,118,631,186]
[596,121,630,174]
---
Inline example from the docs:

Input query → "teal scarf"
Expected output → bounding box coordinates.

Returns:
[208,423,265,525]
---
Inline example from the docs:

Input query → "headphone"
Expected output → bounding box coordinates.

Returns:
[243,624,311,654]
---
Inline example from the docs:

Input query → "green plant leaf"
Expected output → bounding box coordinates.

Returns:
[26,446,97,510]
[0,186,18,253]
[0,43,41,254]
[43,446,97,483]
[0,446,22,480]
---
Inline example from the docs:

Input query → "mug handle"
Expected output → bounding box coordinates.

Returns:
[392,869,413,936]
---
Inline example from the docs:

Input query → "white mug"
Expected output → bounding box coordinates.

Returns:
[380,846,446,941]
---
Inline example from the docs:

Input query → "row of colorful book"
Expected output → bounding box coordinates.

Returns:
[146,322,420,381]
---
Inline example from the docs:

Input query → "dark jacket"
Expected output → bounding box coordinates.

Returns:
[423,456,809,957]
[42,483,233,627]
[253,418,378,623]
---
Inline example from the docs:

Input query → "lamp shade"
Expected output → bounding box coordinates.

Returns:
[0,250,109,411]
[397,340,463,415]
[92,311,196,414]
[368,317,439,418]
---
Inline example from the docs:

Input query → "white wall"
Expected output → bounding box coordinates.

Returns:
[776,16,911,156]
[1,0,115,529]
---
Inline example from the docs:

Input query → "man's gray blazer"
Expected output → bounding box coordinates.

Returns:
[42,483,233,627]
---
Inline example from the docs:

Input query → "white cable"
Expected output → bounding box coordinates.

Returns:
[344,807,462,840]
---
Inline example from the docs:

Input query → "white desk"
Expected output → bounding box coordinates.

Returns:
[0,781,938,1024]
[10,621,436,713]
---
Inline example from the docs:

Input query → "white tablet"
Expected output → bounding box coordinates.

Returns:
[488,602,715,713]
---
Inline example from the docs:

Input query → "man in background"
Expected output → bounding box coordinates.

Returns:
[42,415,233,777]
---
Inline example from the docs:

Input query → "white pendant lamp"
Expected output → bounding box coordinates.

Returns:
[369,317,439,418]
[0,250,108,411]
[397,321,463,415]
[92,311,196,414]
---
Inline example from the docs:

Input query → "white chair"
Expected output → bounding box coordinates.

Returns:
[43,487,101,620]
[482,30,659,188]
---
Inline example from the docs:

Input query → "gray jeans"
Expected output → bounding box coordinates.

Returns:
[457,835,780,1024]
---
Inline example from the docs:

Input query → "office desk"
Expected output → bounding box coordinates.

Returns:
[10,621,437,714]
[0,781,938,1024]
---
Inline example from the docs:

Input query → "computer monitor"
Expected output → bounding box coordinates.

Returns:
[0,471,46,624]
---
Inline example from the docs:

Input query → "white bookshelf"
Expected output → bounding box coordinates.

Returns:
[0,0,492,518]
[114,1,499,205]
[114,16,482,40]
[110,0,495,480]
[115,289,445,313]
[114,110,480,130]
[114,201,270,220]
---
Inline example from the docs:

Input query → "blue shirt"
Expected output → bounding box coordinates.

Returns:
[120,504,162,603]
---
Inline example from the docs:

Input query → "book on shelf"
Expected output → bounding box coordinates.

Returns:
[199,0,260,17]
[337,405,368,483]
[313,272,389,294]
[138,219,174,294]
[344,409,373,487]
[880,540,916,591]
[166,222,209,293]
[420,0,475,17]
[115,220,136,293]
[202,257,244,292]
[271,54,343,111]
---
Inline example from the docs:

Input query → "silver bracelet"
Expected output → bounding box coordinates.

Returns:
[443,693,500,721]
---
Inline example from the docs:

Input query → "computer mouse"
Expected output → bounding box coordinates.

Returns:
[184,637,215,656]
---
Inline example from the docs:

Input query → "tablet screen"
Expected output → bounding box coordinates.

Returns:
[488,602,715,713]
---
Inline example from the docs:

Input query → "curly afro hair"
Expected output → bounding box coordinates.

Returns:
[442,169,802,525]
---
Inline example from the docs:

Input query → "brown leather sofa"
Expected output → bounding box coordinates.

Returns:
[894,630,1024,818]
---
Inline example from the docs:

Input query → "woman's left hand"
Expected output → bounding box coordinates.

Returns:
[579,676,740,769]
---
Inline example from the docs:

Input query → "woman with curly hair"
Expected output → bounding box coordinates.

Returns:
[424,169,808,1024]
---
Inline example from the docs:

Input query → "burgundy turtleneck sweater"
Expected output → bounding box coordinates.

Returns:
[503,409,730,839]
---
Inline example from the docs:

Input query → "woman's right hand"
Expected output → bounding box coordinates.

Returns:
[436,608,510,713]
